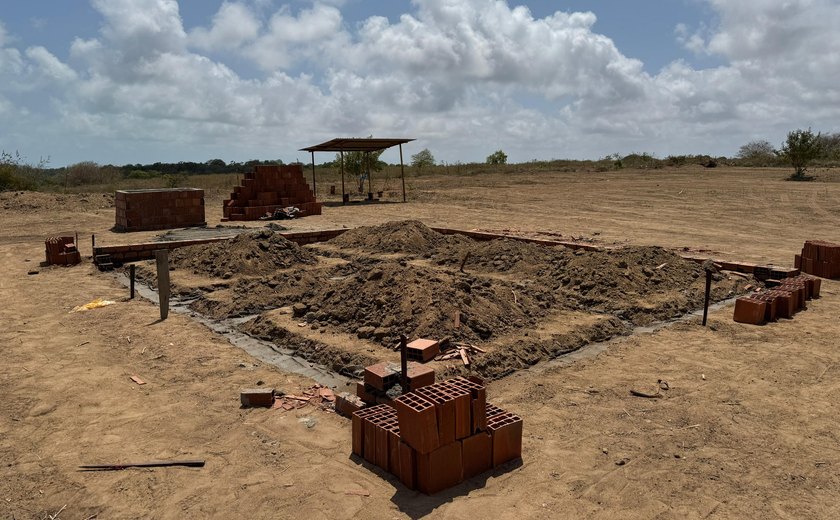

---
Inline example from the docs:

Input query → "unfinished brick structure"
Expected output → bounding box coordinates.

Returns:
[44,236,80,266]
[351,377,523,494]
[115,189,205,232]
[222,164,322,221]
[733,274,820,325]
[796,240,840,279]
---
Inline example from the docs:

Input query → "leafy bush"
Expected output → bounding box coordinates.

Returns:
[779,128,822,180]
[486,150,507,165]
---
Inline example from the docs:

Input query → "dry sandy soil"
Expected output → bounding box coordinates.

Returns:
[2,166,840,519]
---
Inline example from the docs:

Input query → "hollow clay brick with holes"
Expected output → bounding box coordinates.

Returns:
[374,415,391,471]
[351,406,385,457]
[733,297,766,325]
[394,393,439,454]
[487,411,524,468]
[448,377,487,433]
[485,402,505,421]
[436,382,472,440]
[769,290,795,319]
[415,385,457,446]
[384,418,401,475]
[364,362,400,391]
[406,338,440,363]
[398,441,417,490]
[416,441,463,495]
[461,431,492,479]
[406,363,436,391]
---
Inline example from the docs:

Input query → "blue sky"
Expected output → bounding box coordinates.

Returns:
[0,0,838,167]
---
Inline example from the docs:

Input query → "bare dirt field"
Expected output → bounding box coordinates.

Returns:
[2,166,840,519]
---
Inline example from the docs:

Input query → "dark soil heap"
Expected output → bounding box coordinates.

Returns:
[169,229,317,278]
[329,219,460,255]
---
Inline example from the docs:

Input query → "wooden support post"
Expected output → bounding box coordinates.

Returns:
[310,151,316,198]
[366,152,373,200]
[129,264,136,299]
[702,269,712,326]
[91,234,96,256]
[340,151,346,205]
[155,249,170,320]
[399,143,406,203]
[399,334,408,391]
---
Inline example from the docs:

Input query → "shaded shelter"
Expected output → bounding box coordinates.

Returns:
[300,138,415,204]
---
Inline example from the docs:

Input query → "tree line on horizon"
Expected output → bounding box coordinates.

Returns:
[2,129,839,191]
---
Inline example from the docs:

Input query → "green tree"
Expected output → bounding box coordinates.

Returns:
[411,148,435,170]
[486,149,507,165]
[335,137,386,192]
[779,128,822,180]
[738,140,776,163]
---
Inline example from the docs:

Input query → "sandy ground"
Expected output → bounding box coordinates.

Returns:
[2,167,840,519]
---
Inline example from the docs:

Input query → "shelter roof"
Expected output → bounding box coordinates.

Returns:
[300,137,414,153]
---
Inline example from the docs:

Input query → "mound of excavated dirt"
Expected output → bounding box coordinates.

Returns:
[169,229,317,278]
[329,219,461,255]
[285,259,551,347]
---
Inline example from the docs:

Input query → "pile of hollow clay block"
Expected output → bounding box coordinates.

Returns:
[223,164,321,220]
[44,236,80,266]
[796,240,840,279]
[733,274,820,325]
[352,376,523,494]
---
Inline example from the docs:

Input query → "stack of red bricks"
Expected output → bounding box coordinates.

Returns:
[796,240,840,279]
[115,189,206,232]
[44,236,80,266]
[223,164,322,221]
[733,274,821,325]
[351,376,523,494]
[357,361,435,405]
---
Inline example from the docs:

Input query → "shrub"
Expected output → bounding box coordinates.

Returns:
[779,128,822,180]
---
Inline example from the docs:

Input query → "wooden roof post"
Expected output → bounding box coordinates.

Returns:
[399,143,406,203]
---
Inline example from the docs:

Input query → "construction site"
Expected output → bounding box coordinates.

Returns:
[3,163,840,519]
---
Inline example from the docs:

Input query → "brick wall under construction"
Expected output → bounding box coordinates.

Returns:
[115,188,206,232]
[223,164,322,221]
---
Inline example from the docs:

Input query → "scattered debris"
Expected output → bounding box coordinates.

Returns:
[129,376,146,385]
[270,384,338,412]
[629,389,662,399]
[79,460,205,471]
[71,299,116,313]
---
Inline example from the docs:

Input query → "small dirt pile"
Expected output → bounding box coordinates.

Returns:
[329,220,459,255]
[170,229,317,278]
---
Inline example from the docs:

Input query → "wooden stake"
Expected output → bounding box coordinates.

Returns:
[702,269,712,326]
[129,264,136,299]
[155,250,170,320]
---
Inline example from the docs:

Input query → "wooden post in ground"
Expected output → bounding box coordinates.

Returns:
[155,250,170,320]
[129,264,136,299]
[702,269,712,326]
[399,335,408,391]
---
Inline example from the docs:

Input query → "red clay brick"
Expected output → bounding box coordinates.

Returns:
[487,412,523,467]
[394,393,439,454]
[398,441,417,490]
[415,385,457,446]
[351,406,385,458]
[416,442,463,494]
[461,432,492,479]
[407,338,440,363]
[733,297,766,325]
